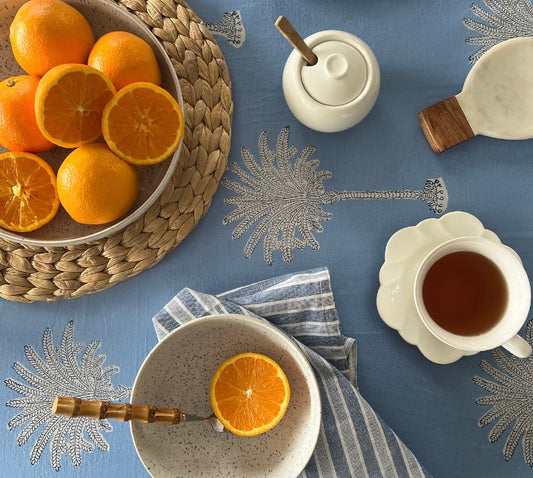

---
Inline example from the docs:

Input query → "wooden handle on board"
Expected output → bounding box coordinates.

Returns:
[52,397,184,425]
[275,15,318,66]
[418,96,475,153]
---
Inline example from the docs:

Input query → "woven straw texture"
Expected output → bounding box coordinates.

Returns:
[0,0,233,303]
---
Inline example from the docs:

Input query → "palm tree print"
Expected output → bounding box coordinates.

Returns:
[222,127,448,264]
[4,321,130,470]
[205,11,246,48]
[474,319,533,465]
[464,0,533,63]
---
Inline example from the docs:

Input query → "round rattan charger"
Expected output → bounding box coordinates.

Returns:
[0,0,233,302]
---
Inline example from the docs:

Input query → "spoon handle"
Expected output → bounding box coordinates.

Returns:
[418,96,475,153]
[275,15,318,66]
[52,397,184,425]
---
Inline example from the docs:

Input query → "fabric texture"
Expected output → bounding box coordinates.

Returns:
[153,267,431,477]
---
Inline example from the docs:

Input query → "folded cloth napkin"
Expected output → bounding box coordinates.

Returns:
[152,267,431,478]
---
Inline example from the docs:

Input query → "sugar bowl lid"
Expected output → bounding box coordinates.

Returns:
[301,40,368,106]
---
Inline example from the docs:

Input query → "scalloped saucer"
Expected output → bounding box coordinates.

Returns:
[376,211,503,364]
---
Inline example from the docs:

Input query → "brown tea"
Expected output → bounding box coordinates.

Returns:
[421,251,508,336]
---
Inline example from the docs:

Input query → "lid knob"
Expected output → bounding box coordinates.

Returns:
[324,53,349,79]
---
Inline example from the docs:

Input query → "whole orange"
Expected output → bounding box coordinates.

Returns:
[88,31,161,91]
[57,143,139,225]
[0,75,54,153]
[9,0,94,77]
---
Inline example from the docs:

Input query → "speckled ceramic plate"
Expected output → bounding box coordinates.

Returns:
[376,211,502,364]
[131,314,321,478]
[0,0,183,246]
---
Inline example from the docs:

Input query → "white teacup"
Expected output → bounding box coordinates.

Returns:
[413,236,532,358]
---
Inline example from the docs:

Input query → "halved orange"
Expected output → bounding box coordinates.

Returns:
[0,152,59,232]
[210,352,291,437]
[35,63,116,148]
[102,82,184,165]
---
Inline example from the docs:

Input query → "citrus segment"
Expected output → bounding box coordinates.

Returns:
[88,31,162,91]
[102,82,184,165]
[9,0,94,77]
[35,64,116,148]
[56,143,139,225]
[210,352,291,437]
[0,152,59,232]
[0,75,54,153]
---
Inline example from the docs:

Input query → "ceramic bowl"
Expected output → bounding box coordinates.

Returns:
[283,30,380,133]
[131,314,322,478]
[0,0,183,246]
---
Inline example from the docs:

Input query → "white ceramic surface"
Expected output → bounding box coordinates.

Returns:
[376,211,505,364]
[282,30,380,133]
[0,0,183,246]
[413,236,531,357]
[457,36,533,139]
[131,314,322,478]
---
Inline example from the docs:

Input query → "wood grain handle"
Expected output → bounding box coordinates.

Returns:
[418,96,475,153]
[52,397,184,425]
[275,15,318,66]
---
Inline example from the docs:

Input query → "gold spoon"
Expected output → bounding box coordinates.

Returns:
[52,396,224,432]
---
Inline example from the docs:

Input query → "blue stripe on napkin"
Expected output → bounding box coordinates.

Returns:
[152,267,431,478]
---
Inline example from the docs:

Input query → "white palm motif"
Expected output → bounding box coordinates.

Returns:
[205,11,246,48]
[473,319,533,465]
[222,127,448,264]
[4,321,130,470]
[464,0,533,63]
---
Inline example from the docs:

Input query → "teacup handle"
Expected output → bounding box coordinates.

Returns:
[502,335,532,358]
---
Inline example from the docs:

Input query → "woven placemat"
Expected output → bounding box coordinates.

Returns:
[0,0,232,303]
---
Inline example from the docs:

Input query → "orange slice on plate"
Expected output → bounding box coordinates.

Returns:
[102,82,184,165]
[35,63,116,148]
[210,352,291,437]
[0,152,59,232]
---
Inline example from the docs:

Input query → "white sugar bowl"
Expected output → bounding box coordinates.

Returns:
[282,30,380,133]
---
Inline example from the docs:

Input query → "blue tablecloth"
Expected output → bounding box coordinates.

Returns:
[2,1,533,477]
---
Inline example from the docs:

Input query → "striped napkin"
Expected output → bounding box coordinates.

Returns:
[152,267,431,478]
